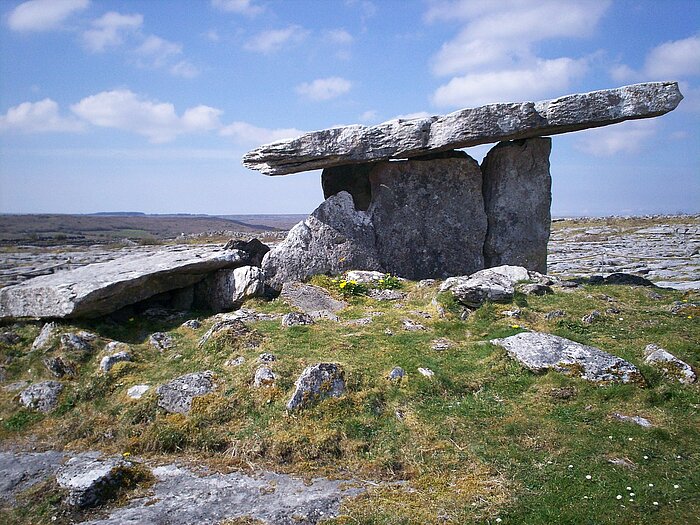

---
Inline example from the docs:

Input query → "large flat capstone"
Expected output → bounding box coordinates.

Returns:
[242,82,682,175]
[0,246,247,319]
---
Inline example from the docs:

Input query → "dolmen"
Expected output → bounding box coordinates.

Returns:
[243,81,683,289]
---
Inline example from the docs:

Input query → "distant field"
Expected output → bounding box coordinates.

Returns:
[0,213,306,246]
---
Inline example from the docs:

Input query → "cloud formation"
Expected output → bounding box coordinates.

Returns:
[0,99,85,133]
[574,120,658,157]
[7,0,89,32]
[244,26,309,54]
[211,0,264,17]
[613,34,700,82]
[82,11,143,52]
[296,77,352,101]
[220,122,304,146]
[427,0,611,108]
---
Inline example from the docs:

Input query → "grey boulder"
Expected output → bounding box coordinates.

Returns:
[99,351,132,373]
[491,331,643,384]
[19,381,63,412]
[253,366,276,388]
[644,344,696,383]
[280,282,347,320]
[31,322,57,350]
[287,363,346,411]
[156,371,216,414]
[440,265,535,307]
[197,265,265,312]
[281,312,315,327]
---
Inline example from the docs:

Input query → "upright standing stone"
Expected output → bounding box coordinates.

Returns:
[482,138,552,273]
[368,154,486,279]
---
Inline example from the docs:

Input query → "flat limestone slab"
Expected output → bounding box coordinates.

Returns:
[0,246,245,319]
[242,82,682,175]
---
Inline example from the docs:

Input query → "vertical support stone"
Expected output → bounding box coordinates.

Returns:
[367,154,487,280]
[481,138,552,274]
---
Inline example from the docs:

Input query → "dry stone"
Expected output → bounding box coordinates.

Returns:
[287,363,346,411]
[156,371,215,414]
[482,138,552,273]
[644,344,696,383]
[19,381,63,412]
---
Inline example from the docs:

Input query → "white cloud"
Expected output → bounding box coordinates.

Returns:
[0,99,85,133]
[135,35,182,67]
[220,122,304,146]
[645,35,700,79]
[211,0,264,17]
[325,29,353,45]
[244,26,309,54]
[7,0,89,32]
[296,77,352,101]
[358,110,379,123]
[392,111,432,120]
[432,58,588,108]
[574,120,657,157]
[70,90,221,143]
[170,60,200,78]
[82,12,143,52]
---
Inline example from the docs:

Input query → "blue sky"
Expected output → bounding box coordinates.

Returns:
[0,0,698,216]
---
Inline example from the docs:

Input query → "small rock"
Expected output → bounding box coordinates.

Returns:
[104,341,129,353]
[198,319,250,347]
[388,366,406,382]
[31,322,57,351]
[280,282,346,320]
[345,317,372,326]
[418,367,434,378]
[19,381,63,412]
[440,265,532,308]
[344,270,387,284]
[99,351,132,373]
[0,331,20,345]
[607,457,636,469]
[647,291,663,300]
[501,309,521,318]
[602,273,655,287]
[417,279,437,288]
[127,384,150,399]
[56,453,137,508]
[3,380,30,392]
[582,310,602,324]
[544,309,566,320]
[368,289,406,301]
[430,338,452,351]
[606,307,621,314]
[518,283,553,296]
[149,332,174,351]
[225,356,245,367]
[181,319,202,329]
[644,344,696,384]
[253,366,276,388]
[60,332,95,353]
[402,319,426,331]
[258,353,277,363]
[281,312,315,327]
[287,363,345,411]
[43,356,75,378]
[384,329,394,336]
[156,371,216,414]
[410,310,432,319]
[431,298,447,318]
[612,412,653,428]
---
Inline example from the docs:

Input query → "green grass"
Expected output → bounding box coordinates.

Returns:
[0,280,698,524]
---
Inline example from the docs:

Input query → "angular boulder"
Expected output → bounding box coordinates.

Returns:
[19,381,63,412]
[31,322,57,351]
[491,331,643,384]
[253,366,276,388]
[482,138,552,273]
[262,192,381,290]
[99,351,132,373]
[200,265,265,312]
[644,344,696,384]
[287,363,346,411]
[243,82,683,175]
[440,265,536,308]
[156,371,216,414]
[281,312,315,327]
[56,453,137,508]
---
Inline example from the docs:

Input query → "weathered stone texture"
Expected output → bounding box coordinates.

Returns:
[482,138,552,273]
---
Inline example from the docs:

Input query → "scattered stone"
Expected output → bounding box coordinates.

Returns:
[43,356,75,378]
[501,309,521,318]
[281,312,315,327]
[647,291,663,300]
[280,282,347,320]
[60,332,95,353]
[384,329,394,336]
[287,363,346,411]
[213,308,279,324]
[181,319,202,329]
[518,283,553,296]
[31,322,56,351]
[402,319,426,331]
[225,356,245,367]
[544,310,566,320]
[612,413,653,428]
[149,332,174,351]
[223,237,270,267]
[440,265,533,307]
[607,457,637,469]
[0,245,247,319]
[644,344,696,384]
[104,341,129,353]
[56,452,137,508]
[388,367,406,382]
[430,338,453,351]
[411,310,432,319]
[344,270,387,284]
[0,331,20,345]
[258,353,277,363]
[482,138,552,273]
[418,279,437,288]
[19,381,63,412]
[606,306,621,315]
[491,331,643,384]
[99,351,132,373]
[127,384,150,399]
[253,366,276,388]
[368,289,406,301]
[198,319,251,347]
[418,367,434,378]
[582,310,602,324]
[243,82,683,175]
[670,301,700,315]
[156,371,216,414]
[345,317,373,326]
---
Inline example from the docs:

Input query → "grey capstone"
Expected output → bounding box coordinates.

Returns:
[156,371,216,414]
[19,381,63,412]
[287,363,346,411]
[491,331,643,384]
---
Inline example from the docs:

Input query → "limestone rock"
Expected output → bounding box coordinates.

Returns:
[388,366,405,382]
[104,341,129,353]
[31,322,57,351]
[287,363,346,411]
[368,289,405,301]
[149,332,173,351]
[281,312,315,327]
[223,238,270,266]
[280,282,347,320]
[440,265,533,308]
[56,453,137,508]
[262,192,381,289]
[181,319,202,329]
[19,381,63,412]
[200,265,265,311]
[482,138,552,273]
[242,82,683,175]
[43,356,75,378]
[0,246,247,319]
[491,331,643,384]
[612,413,653,428]
[156,371,216,414]
[367,155,486,279]
[253,366,276,388]
[127,384,150,399]
[100,351,132,373]
[418,367,435,378]
[344,270,388,284]
[644,344,696,383]
[60,331,95,353]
